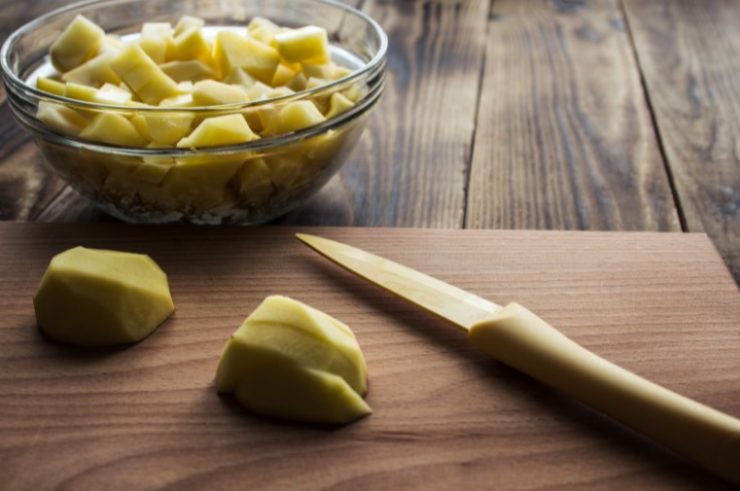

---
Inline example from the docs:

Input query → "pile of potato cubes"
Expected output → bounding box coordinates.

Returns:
[35,14,362,148]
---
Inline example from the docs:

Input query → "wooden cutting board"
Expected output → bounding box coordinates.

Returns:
[1,223,738,490]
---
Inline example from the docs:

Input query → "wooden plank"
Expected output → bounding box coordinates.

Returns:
[0,224,738,489]
[621,0,740,284]
[467,0,680,232]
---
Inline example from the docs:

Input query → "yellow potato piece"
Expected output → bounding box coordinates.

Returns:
[133,160,174,184]
[138,35,169,64]
[177,114,258,148]
[159,93,194,108]
[275,26,330,64]
[61,53,121,87]
[95,83,133,104]
[247,17,281,46]
[237,158,274,206]
[162,156,244,210]
[142,22,173,37]
[36,101,87,136]
[80,112,148,147]
[270,63,297,87]
[50,15,105,72]
[33,246,174,346]
[109,44,181,105]
[326,91,355,119]
[160,60,215,82]
[276,100,326,133]
[215,296,370,425]
[213,31,280,84]
[172,26,213,65]
[64,82,98,102]
[144,112,194,144]
[36,77,66,96]
[191,80,249,106]
[174,15,205,37]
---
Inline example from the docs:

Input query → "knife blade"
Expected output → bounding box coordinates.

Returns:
[296,233,740,484]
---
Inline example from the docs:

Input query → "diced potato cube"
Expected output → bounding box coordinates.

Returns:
[109,44,181,104]
[245,81,272,101]
[332,66,353,80]
[37,101,88,136]
[98,34,124,56]
[213,31,280,84]
[276,100,325,133]
[247,17,281,46]
[162,156,244,210]
[50,15,105,71]
[145,113,194,144]
[238,158,274,206]
[325,92,355,118]
[174,15,205,36]
[159,93,194,108]
[129,114,150,140]
[256,105,281,135]
[305,76,328,90]
[36,77,66,96]
[177,81,194,92]
[191,80,249,106]
[138,35,169,64]
[133,160,174,184]
[62,53,121,87]
[287,72,307,92]
[222,67,256,87]
[176,114,259,148]
[275,26,329,64]
[160,60,215,82]
[172,26,213,65]
[65,82,98,102]
[302,62,335,80]
[80,113,148,147]
[342,84,366,103]
[264,154,302,189]
[271,63,297,87]
[266,87,295,98]
[95,83,133,104]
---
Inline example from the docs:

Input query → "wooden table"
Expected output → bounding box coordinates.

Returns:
[1,0,738,287]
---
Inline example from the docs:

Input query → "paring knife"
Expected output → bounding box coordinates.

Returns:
[295,233,740,483]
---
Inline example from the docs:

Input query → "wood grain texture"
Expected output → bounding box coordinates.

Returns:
[0,224,738,490]
[621,0,740,284]
[281,0,489,226]
[467,0,680,232]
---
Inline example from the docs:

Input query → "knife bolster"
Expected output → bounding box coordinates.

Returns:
[468,302,740,484]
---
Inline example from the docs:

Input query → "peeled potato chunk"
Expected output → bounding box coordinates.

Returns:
[275,26,330,64]
[50,15,105,72]
[177,114,258,148]
[213,31,280,84]
[33,247,174,346]
[215,295,371,425]
[109,44,181,105]
[276,100,326,133]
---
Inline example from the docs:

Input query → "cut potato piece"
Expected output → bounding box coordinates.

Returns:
[162,156,244,210]
[80,113,148,147]
[160,60,215,82]
[174,15,205,37]
[109,44,181,105]
[176,114,258,148]
[237,158,274,206]
[62,53,121,87]
[215,296,370,425]
[64,82,98,102]
[144,113,194,144]
[133,160,174,184]
[275,26,330,64]
[138,35,169,64]
[50,15,105,72]
[172,26,213,65]
[326,92,355,118]
[276,100,325,133]
[191,80,249,106]
[36,77,66,96]
[247,17,281,45]
[37,101,87,136]
[213,31,280,84]
[142,22,173,37]
[33,246,174,346]
[221,67,256,87]
[95,83,133,104]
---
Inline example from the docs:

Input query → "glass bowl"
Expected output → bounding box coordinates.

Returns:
[1,0,386,224]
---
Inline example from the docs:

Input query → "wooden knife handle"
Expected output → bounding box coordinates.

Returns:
[468,302,740,483]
